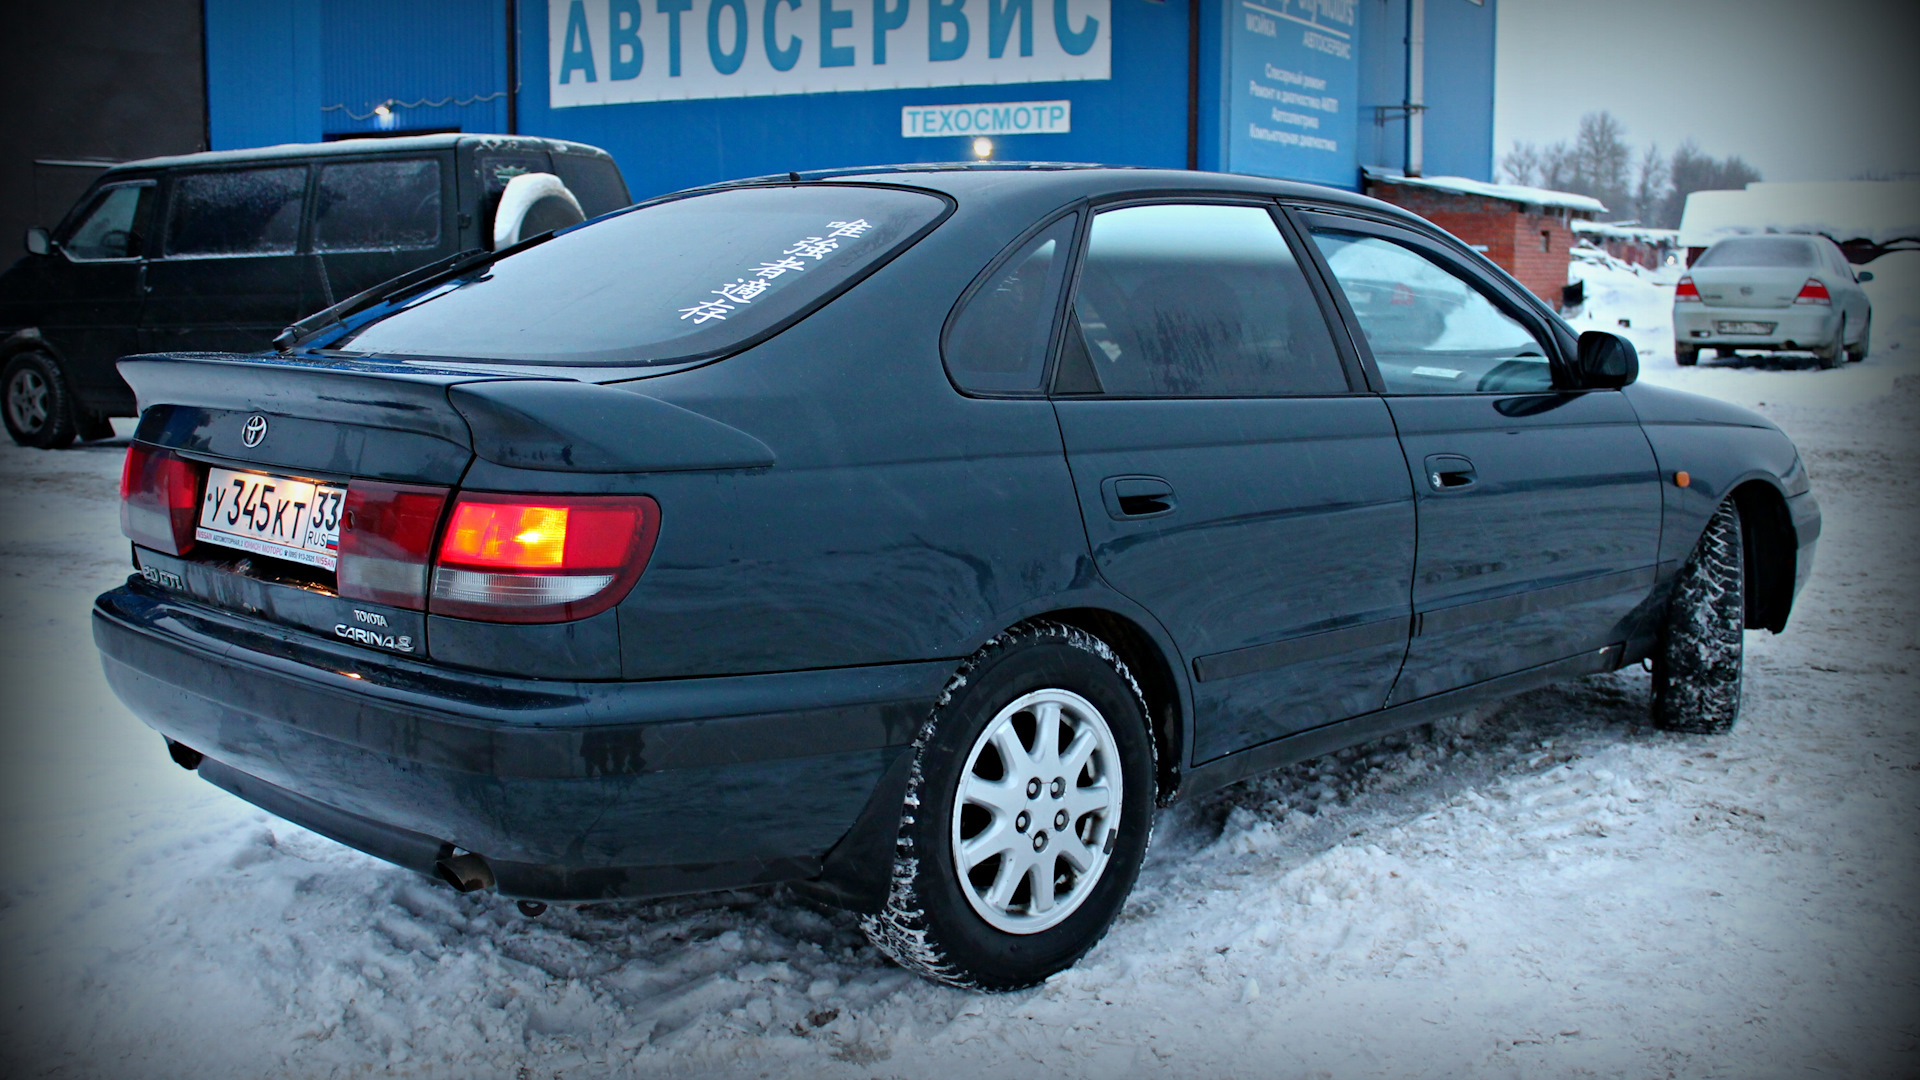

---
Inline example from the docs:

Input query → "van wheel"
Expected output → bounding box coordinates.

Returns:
[3,352,78,449]
[861,621,1156,990]
[1651,499,1745,734]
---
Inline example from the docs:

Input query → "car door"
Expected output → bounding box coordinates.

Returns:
[307,154,456,309]
[1052,201,1417,763]
[18,179,156,409]
[141,164,311,354]
[1298,211,1664,702]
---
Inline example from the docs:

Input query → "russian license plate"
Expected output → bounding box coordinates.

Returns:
[196,467,346,570]
[1716,320,1776,335]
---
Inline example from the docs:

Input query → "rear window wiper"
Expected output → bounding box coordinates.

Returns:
[274,224,576,352]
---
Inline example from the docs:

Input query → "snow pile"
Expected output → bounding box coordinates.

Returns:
[1679,180,1920,249]
[2,329,1919,1076]
[1364,167,1609,214]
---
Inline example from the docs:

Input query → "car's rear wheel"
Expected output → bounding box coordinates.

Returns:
[1847,315,1870,362]
[861,621,1155,990]
[3,352,78,449]
[1815,316,1845,370]
[1651,498,1745,734]
[1675,343,1699,367]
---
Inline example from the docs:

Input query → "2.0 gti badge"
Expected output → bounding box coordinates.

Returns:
[241,414,269,448]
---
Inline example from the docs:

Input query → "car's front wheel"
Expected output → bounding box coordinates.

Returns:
[1651,498,1745,733]
[862,621,1156,990]
[2,352,78,449]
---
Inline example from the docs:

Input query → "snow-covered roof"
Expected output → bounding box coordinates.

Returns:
[1363,167,1608,214]
[1678,181,1920,248]
[1572,220,1679,244]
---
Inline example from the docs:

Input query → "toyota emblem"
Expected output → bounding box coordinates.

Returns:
[241,414,269,448]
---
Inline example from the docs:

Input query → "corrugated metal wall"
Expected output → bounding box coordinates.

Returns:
[1355,0,1496,183]
[206,0,507,148]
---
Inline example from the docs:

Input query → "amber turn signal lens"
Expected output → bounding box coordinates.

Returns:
[1674,471,1691,488]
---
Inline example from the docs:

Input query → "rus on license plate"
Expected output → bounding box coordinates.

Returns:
[1716,320,1776,335]
[196,467,346,570]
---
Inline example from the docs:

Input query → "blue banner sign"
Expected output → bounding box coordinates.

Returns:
[1225,0,1359,188]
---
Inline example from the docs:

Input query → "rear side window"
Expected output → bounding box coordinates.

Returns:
[165,167,307,258]
[944,215,1076,395]
[336,184,949,365]
[552,153,632,217]
[1695,237,1817,268]
[313,159,443,253]
[1064,204,1346,397]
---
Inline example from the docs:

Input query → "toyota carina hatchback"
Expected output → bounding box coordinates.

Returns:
[94,165,1820,990]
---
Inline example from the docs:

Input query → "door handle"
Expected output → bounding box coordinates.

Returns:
[1423,454,1477,492]
[1101,475,1177,519]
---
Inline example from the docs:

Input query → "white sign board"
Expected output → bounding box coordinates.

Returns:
[547,0,1111,107]
[901,100,1070,137]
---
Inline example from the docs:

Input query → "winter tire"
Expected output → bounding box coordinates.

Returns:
[861,621,1156,990]
[1847,316,1869,362]
[1675,343,1698,367]
[1815,316,1844,370]
[3,352,78,449]
[1651,498,1745,734]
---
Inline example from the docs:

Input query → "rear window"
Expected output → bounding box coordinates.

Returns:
[335,184,948,365]
[1696,237,1817,268]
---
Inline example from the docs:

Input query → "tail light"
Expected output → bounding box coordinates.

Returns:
[1794,278,1831,305]
[120,444,202,555]
[428,494,660,623]
[337,482,449,609]
[1674,276,1701,302]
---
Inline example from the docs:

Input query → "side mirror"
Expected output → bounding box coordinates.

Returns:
[1574,330,1638,390]
[24,227,50,256]
[1857,270,1874,283]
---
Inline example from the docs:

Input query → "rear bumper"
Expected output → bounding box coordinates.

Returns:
[1674,304,1837,349]
[93,582,943,901]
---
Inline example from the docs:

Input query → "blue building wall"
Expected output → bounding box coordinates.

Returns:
[202,0,1490,196]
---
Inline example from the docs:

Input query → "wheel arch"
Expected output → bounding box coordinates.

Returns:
[0,328,59,366]
[1033,606,1186,806]
[1730,478,1796,633]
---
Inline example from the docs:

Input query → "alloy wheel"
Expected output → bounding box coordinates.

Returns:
[950,688,1124,934]
[7,369,49,434]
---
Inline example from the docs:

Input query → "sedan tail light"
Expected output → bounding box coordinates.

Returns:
[1793,278,1832,305]
[120,444,203,555]
[337,482,450,609]
[1674,276,1701,302]
[428,494,661,623]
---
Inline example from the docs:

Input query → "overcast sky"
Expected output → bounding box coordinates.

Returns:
[1493,0,1920,184]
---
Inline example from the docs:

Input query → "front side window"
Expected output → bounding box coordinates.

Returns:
[1309,229,1554,395]
[165,167,307,258]
[62,183,153,261]
[335,184,948,365]
[1063,204,1346,397]
[313,159,442,253]
[944,215,1076,394]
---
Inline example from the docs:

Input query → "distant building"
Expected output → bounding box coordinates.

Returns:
[1362,168,1605,302]
[1571,220,1679,271]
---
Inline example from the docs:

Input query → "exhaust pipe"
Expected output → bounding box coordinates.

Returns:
[435,850,496,892]
[165,739,203,771]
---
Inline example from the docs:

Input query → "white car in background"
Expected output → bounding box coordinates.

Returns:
[1673,235,1873,368]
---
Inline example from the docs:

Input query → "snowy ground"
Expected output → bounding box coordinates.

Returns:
[1,263,1916,1078]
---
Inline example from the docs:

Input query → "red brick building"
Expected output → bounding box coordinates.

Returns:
[1361,169,1605,305]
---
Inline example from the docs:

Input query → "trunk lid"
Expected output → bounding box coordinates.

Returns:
[1684,268,1812,310]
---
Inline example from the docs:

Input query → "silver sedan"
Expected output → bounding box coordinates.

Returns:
[1673,235,1873,368]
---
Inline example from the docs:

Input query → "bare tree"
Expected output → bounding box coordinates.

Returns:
[1502,141,1543,187]
[1661,140,1762,228]
[1632,143,1669,225]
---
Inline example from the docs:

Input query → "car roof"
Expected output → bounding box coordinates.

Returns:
[101,134,615,176]
[712,162,1427,227]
